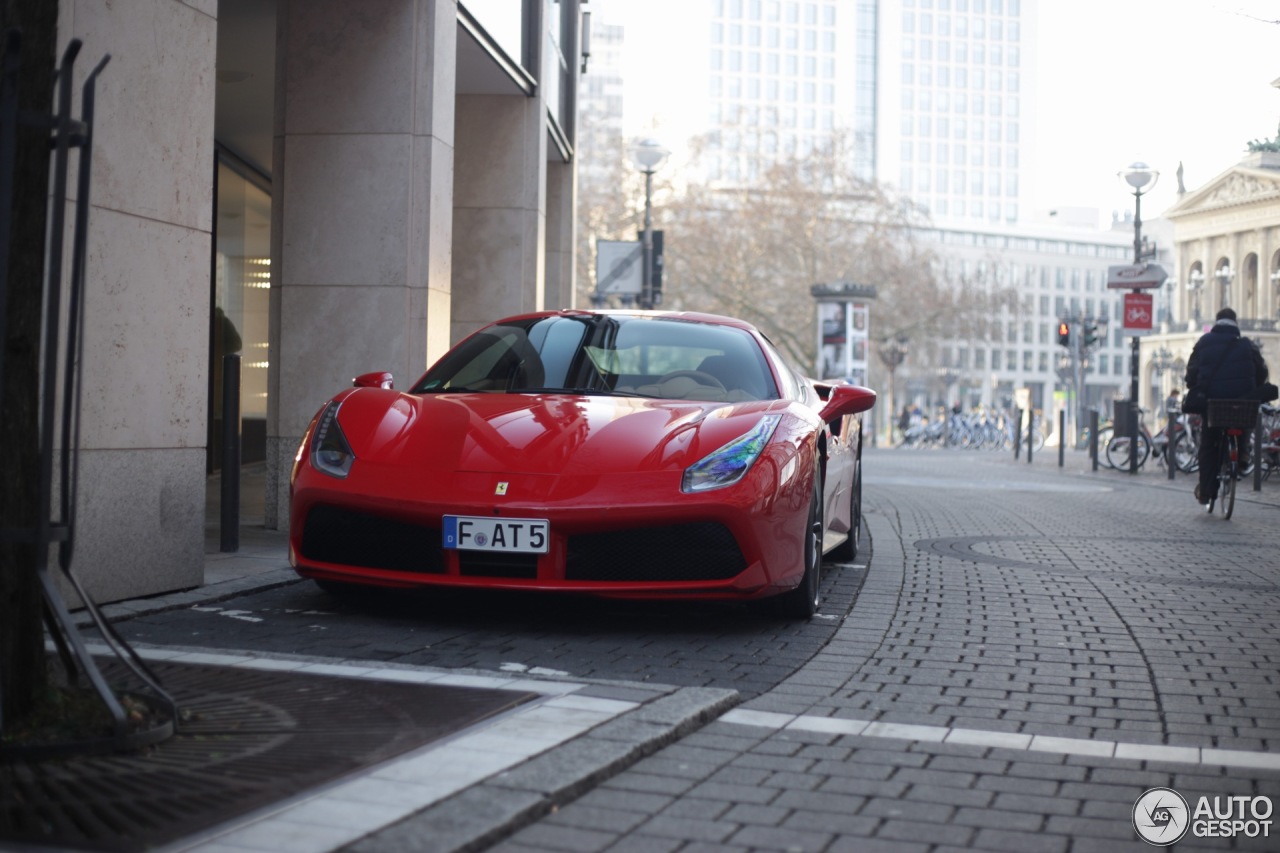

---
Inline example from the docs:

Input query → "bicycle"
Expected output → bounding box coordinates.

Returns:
[1104,407,1200,473]
[1203,399,1259,520]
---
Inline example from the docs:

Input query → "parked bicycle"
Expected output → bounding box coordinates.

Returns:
[1103,407,1200,472]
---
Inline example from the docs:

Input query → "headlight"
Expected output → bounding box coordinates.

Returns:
[682,415,781,493]
[311,401,355,478]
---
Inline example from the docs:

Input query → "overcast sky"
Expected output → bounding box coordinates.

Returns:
[1034,0,1278,221]
[594,0,1278,227]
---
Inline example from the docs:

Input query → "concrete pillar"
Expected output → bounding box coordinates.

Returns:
[451,93,547,343]
[544,159,577,309]
[266,0,456,529]
[57,0,217,602]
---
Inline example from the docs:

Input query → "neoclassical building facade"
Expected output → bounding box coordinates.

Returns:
[1140,151,1280,412]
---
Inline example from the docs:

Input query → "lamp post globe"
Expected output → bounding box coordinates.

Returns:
[630,139,669,309]
[1118,161,1158,194]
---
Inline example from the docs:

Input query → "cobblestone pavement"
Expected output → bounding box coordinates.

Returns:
[110,554,865,701]
[468,448,1280,853]
[85,447,1280,851]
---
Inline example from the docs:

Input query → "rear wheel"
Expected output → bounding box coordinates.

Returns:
[1220,436,1238,520]
[779,475,823,619]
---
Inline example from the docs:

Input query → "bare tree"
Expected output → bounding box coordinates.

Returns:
[659,135,956,371]
[574,134,649,307]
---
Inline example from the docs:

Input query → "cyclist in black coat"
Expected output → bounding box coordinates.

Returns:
[1184,307,1269,505]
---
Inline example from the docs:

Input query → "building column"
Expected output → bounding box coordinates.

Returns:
[266,0,456,528]
[545,159,577,309]
[451,93,548,342]
[57,0,217,602]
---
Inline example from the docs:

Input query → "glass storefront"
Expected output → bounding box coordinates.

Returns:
[210,152,271,472]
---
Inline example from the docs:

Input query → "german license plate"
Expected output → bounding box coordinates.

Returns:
[443,515,549,553]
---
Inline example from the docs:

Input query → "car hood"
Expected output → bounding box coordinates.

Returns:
[331,389,791,476]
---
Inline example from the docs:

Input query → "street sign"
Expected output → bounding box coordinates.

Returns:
[595,240,643,295]
[1123,292,1154,332]
[1106,263,1168,289]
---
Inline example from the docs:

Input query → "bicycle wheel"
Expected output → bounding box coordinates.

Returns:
[1106,432,1151,470]
[1219,435,1237,520]
[1173,430,1199,473]
[1095,426,1114,465]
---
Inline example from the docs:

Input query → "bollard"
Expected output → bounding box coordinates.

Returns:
[1255,418,1264,492]
[1026,409,1033,464]
[1167,411,1176,480]
[220,352,241,553]
[1058,409,1065,468]
[1090,410,1099,472]
[1013,408,1022,460]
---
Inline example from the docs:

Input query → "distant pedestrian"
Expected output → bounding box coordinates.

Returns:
[1163,388,1180,417]
[897,404,911,439]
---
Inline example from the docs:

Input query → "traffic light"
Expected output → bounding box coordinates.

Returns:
[1083,320,1100,347]
[1057,321,1071,347]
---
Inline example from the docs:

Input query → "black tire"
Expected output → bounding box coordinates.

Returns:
[1173,431,1199,473]
[1221,437,1237,520]
[314,578,359,596]
[779,474,823,619]
[1106,433,1150,470]
[829,459,861,562]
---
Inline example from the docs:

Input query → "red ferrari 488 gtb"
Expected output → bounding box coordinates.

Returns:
[290,310,875,618]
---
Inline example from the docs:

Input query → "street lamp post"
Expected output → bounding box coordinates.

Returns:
[878,334,909,442]
[1214,263,1235,313]
[630,139,669,310]
[1118,162,1159,474]
[1187,269,1206,327]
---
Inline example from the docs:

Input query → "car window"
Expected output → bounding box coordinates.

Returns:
[414,315,779,402]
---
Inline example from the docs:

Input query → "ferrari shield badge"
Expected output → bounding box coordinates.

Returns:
[495,482,509,496]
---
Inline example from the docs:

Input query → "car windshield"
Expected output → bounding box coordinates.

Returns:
[412,314,779,402]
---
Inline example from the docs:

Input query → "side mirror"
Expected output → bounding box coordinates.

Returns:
[817,383,876,422]
[353,371,394,390]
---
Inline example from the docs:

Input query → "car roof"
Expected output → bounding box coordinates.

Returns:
[491,309,763,335]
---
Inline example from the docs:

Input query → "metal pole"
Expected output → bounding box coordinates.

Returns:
[1129,188,1142,475]
[1255,418,1264,492]
[1090,409,1099,471]
[1167,409,1176,480]
[1013,407,1021,460]
[641,169,654,310]
[220,353,241,553]
[1026,407,1033,464]
[1059,409,1066,467]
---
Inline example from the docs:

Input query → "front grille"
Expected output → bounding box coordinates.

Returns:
[458,551,540,579]
[566,522,746,582]
[300,504,444,574]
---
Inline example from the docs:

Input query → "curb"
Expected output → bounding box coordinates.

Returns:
[347,686,741,853]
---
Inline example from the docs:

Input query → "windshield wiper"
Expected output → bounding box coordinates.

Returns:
[516,387,646,398]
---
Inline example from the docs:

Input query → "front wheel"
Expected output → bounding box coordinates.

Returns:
[779,475,823,619]
[1106,432,1150,470]
[1173,431,1199,472]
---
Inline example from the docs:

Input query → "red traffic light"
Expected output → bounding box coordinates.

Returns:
[1057,322,1070,347]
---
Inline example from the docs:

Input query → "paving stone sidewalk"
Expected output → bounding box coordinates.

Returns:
[64,448,1280,852]
[477,448,1280,853]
